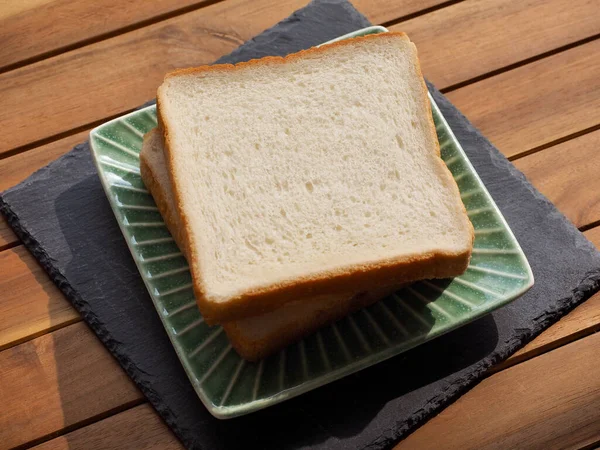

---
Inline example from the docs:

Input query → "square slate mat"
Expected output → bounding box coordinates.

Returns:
[2,0,600,448]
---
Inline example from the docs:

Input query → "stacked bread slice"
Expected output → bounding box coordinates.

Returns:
[140,32,473,361]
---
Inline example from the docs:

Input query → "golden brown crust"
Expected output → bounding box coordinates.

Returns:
[223,284,403,362]
[157,31,473,325]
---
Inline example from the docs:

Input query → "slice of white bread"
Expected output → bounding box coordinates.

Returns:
[157,32,474,324]
[140,129,399,360]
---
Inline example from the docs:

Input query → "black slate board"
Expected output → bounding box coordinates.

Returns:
[2,1,600,448]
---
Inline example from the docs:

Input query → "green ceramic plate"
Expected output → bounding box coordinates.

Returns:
[89,26,533,419]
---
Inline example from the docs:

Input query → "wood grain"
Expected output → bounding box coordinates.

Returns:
[0,246,80,350]
[447,39,600,158]
[390,0,600,89]
[0,215,18,250]
[0,0,446,73]
[0,0,214,71]
[585,226,600,248]
[396,331,600,450]
[513,130,600,228]
[2,0,600,157]
[32,404,182,450]
[0,322,142,449]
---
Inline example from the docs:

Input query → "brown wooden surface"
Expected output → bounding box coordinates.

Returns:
[0,246,79,351]
[0,0,214,72]
[586,227,600,248]
[32,404,183,450]
[392,0,600,90]
[513,130,600,228]
[447,38,600,159]
[0,216,17,251]
[397,331,600,450]
[499,292,600,371]
[30,328,600,450]
[0,322,142,449]
[0,0,442,158]
[1,0,599,448]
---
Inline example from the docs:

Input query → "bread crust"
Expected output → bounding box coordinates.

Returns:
[157,32,473,325]
[224,285,401,361]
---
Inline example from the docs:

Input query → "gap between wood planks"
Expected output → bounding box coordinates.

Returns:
[439,32,600,95]
[29,404,183,450]
[14,399,146,450]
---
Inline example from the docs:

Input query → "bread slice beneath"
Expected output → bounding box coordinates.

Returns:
[140,129,399,360]
[158,31,473,324]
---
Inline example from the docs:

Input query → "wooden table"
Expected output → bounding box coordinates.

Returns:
[1,0,599,448]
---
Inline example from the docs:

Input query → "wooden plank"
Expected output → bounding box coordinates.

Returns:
[0,0,440,157]
[513,130,600,228]
[396,331,600,450]
[446,39,600,158]
[0,0,214,72]
[32,404,182,450]
[0,246,80,350]
[0,215,18,250]
[585,226,600,248]
[2,0,599,157]
[0,322,142,449]
[0,0,445,73]
[390,0,600,89]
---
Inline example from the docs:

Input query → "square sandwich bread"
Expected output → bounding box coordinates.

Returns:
[141,32,473,360]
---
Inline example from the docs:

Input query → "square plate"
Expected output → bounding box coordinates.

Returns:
[89,26,533,419]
